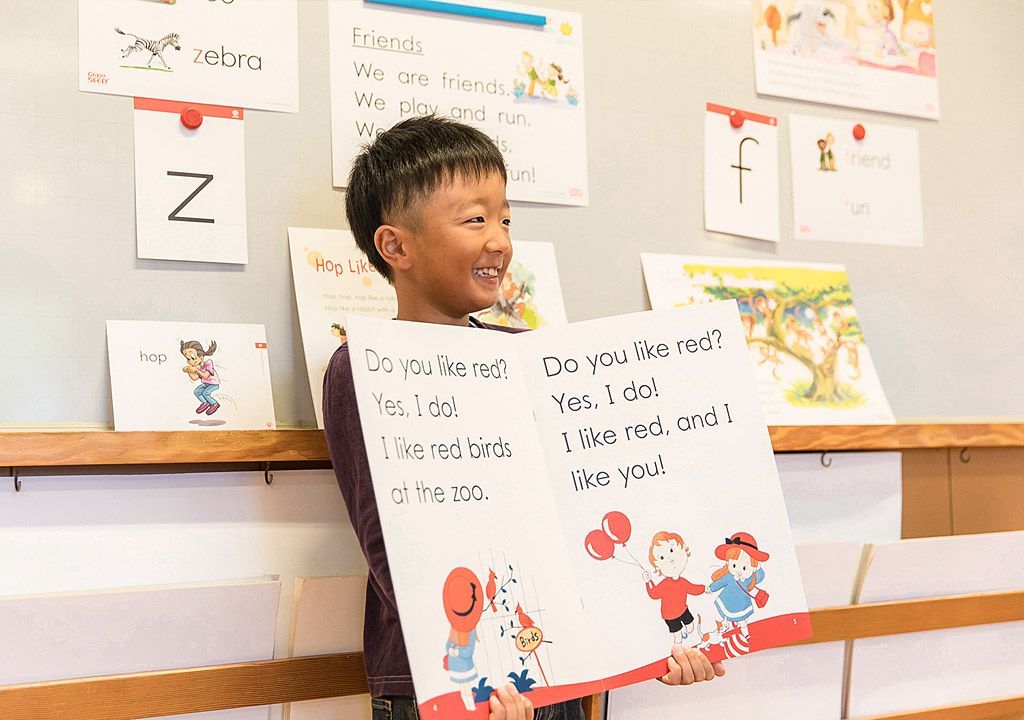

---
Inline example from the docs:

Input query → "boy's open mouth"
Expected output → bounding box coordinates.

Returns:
[472,266,500,280]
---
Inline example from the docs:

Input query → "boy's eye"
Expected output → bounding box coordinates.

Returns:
[502,218,512,226]
[466,216,485,223]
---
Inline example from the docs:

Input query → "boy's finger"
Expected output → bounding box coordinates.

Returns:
[489,693,505,720]
[698,651,715,681]
[523,694,534,720]
[713,660,727,677]
[678,650,696,685]
[683,648,706,682]
[503,683,524,720]
[659,654,682,684]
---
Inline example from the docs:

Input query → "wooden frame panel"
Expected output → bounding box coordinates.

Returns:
[950,448,1024,535]
[2,590,1022,720]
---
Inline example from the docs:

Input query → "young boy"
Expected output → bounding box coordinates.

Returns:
[323,116,725,720]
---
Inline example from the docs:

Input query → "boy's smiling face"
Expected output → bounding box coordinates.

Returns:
[380,171,512,324]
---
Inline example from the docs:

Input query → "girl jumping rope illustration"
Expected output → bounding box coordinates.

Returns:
[180,340,220,415]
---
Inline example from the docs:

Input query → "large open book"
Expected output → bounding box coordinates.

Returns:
[344,302,811,717]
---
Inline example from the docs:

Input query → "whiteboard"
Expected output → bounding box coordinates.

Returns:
[1,0,1022,426]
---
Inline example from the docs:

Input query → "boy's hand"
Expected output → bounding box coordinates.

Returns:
[488,684,533,720]
[657,646,726,686]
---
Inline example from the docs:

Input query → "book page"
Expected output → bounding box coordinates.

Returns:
[516,302,812,685]
[343,315,595,718]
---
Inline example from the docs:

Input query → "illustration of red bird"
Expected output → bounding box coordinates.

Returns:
[485,569,498,612]
[515,603,535,629]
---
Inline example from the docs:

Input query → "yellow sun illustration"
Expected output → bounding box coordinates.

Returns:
[560,22,573,36]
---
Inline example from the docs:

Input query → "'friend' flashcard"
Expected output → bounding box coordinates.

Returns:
[789,113,923,247]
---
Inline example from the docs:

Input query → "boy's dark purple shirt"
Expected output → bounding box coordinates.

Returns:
[322,317,523,698]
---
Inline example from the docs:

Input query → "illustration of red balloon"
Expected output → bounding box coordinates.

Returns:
[602,511,632,545]
[584,529,615,561]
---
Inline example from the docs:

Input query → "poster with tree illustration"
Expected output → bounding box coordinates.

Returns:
[641,255,894,425]
[474,241,568,330]
[343,302,811,718]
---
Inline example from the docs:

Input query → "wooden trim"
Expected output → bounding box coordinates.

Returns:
[0,652,367,720]
[795,588,1024,644]
[2,423,1024,469]
[768,423,1024,452]
[3,590,1022,720]
[854,694,1024,720]
[0,430,329,468]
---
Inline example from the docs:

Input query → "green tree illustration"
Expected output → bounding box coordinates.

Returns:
[703,281,864,405]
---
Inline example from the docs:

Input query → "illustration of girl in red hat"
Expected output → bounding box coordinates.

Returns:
[706,532,769,637]
[442,567,486,711]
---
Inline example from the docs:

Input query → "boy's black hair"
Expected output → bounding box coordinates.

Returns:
[345,115,507,283]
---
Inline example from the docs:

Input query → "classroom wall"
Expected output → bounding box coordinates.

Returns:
[0,0,1022,428]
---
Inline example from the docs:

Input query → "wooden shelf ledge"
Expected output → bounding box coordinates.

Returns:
[856,694,1024,720]
[0,429,330,469]
[2,422,1024,470]
[1,589,1022,720]
[769,422,1024,452]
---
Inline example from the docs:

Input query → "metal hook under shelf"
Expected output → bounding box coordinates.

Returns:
[820,451,832,468]
[263,462,274,486]
[13,467,21,492]
[959,447,971,464]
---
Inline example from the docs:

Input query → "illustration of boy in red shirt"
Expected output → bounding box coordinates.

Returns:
[643,531,706,646]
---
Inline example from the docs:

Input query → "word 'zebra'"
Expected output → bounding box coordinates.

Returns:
[115,27,181,69]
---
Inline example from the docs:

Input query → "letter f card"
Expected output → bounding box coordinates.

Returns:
[704,102,780,243]
[133,98,247,264]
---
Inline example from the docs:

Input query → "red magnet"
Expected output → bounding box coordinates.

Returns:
[729,110,745,129]
[852,123,866,141]
[180,107,203,130]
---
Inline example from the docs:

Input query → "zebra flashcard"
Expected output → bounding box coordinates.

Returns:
[79,0,299,112]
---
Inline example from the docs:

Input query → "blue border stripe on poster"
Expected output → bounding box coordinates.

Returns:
[366,0,547,26]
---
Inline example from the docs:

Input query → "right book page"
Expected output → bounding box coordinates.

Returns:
[516,301,812,685]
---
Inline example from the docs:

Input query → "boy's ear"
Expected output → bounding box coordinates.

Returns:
[374,225,413,275]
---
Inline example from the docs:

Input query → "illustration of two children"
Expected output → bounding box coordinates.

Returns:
[645,531,769,644]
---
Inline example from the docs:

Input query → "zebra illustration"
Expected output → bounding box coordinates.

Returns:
[115,27,181,70]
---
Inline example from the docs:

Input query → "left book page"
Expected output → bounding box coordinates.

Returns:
[343,315,595,718]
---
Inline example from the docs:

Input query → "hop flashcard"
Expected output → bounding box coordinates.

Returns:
[106,320,275,431]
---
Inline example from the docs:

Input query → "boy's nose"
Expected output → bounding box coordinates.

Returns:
[485,227,512,255]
